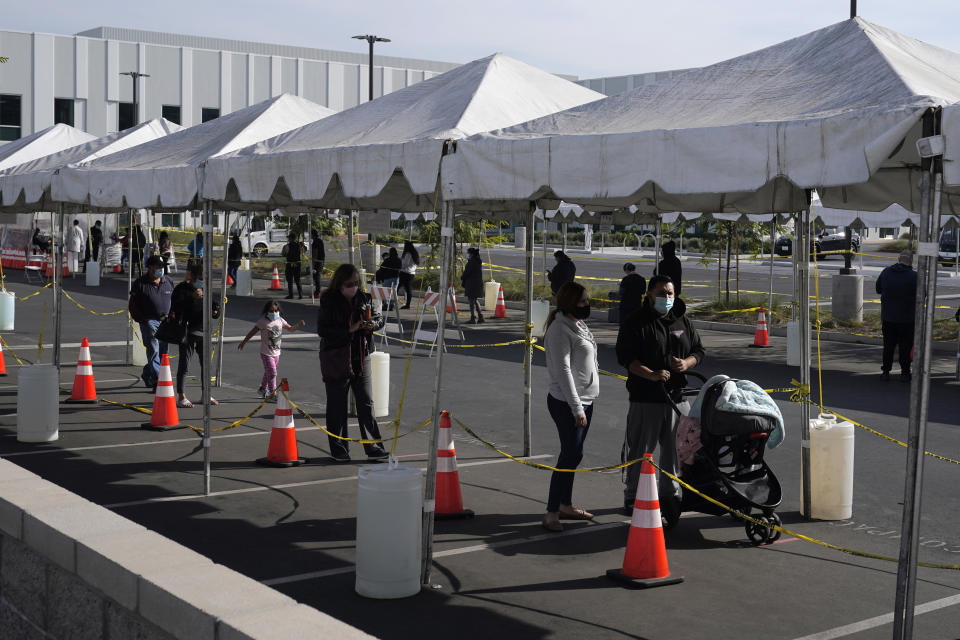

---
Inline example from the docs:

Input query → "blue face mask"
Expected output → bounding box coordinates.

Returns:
[654,296,674,314]
[267,311,280,321]
[153,269,164,279]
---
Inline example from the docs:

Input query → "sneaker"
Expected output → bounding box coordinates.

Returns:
[900,372,912,382]
[621,503,633,516]
[880,371,890,381]
[477,316,485,324]
[331,454,352,463]
[366,447,389,460]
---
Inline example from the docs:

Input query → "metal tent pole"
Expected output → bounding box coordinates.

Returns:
[421,200,455,587]
[893,115,942,639]
[202,201,214,496]
[799,201,812,519]
[126,211,134,365]
[215,210,229,388]
[562,222,568,253]
[52,205,63,368]
[348,210,356,265]
[541,214,547,293]
[523,206,535,457]
[654,220,662,275]
[769,219,776,314]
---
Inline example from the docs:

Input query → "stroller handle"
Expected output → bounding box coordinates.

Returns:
[660,369,706,417]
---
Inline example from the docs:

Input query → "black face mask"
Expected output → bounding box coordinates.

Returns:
[571,305,591,320]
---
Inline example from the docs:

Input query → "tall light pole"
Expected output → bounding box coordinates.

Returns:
[119,71,150,127]
[352,35,390,102]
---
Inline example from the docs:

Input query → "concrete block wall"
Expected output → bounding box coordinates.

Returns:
[0,459,374,640]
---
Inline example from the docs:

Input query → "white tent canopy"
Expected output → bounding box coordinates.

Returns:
[201,53,602,212]
[0,118,182,212]
[443,18,960,216]
[0,124,96,173]
[52,94,335,210]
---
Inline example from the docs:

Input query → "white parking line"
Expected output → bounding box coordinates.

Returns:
[103,455,551,509]
[791,593,960,639]
[5,334,318,351]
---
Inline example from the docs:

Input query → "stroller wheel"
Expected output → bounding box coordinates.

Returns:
[763,513,782,544]
[745,518,767,546]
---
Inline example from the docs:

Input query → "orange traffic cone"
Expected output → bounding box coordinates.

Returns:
[269,265,283,290]
[113,264,123,273]
[141,354,183,431]
[494,285,507,319]
[435,411,474,520]
[0,339,7,376]
[445,285,459,314]
[65,337,98,404]
[607,454,683,588]
[227,273,235,285]
[257,378,306,467]
[750,307,770,348]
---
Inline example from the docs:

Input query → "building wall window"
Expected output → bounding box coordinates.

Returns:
[0,95,22,141]
[54,98,75,127]
[118,102,135,131]
[201,107,220,123]
[161,105,181,125]
[160,213,182,227]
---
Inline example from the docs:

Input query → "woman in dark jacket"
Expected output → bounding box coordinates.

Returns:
[548,250,576,294]
[461,247,485,323]
[615,274,704,515]
[317,264,388,462]
[227,234,242,286]
[170,263,221,408]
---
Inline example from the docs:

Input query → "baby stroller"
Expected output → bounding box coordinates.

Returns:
[661,372,784,545]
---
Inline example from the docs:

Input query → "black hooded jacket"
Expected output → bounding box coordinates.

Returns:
[615,298,704,403]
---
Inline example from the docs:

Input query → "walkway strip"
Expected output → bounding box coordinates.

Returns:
[791,593,960,639]
[103,455,551,509]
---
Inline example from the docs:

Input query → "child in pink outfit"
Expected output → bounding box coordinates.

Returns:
[239,300,305,398]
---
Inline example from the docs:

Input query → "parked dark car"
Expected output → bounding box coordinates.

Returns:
[774,227,860,258]
[939,228,958,265]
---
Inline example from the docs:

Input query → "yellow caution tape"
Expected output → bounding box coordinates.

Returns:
[17,283,53,301]
[0,335,27,366]
[282,388,431,444]
[62,290,126,316]
[649,459,960,570]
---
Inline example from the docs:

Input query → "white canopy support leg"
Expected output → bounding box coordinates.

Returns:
[541,215,547,293]
[421,200,455,587]
[202,201,214,496]
[893,113,942,639]
[769,219,776,314]
[125,211,134,365]
[52,205,63,368]
[523,206,535,457]
[216,211,230,388]
[799,200,812,520]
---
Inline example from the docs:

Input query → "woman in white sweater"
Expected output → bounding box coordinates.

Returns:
[542,281,600,532]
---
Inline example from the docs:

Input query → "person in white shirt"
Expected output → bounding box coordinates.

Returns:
[541,281,600,532]
[65,219,85,274]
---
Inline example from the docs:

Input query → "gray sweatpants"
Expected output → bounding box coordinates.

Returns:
[623,400,690,505]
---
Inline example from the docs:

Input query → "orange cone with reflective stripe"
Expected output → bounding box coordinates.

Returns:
[227,273,235,285]
[750,307,770,348]
[0,339,7,377]
[257,378,306,467]
[494,285,507,319]
[435,411,474,519]
[445,285,459,314]
[141,354,183,431]
[607,454,683,588]
[269,265,282,290]
[65,337,98,404]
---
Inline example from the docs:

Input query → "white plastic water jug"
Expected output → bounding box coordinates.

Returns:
[18,365,59,442]
[130,323,148,367]
[85,261,101,287]
[235,269,253,297]
[0,291,14,331]
[801,414,855,520]
[514,226,526,250]
[530,299,551,338]
[370,351,390,418]
[355,462,422,598]
[484,281,501,312]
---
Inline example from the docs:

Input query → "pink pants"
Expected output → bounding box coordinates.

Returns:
[260,353,280,392]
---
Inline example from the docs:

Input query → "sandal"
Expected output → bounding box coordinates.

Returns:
[207,397,219,406]
[558,508,594,520]
[541,516,563,532]
[177,398,193,408]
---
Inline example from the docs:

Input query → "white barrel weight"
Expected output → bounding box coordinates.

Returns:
[18,365,59,442]
[0,291,14,331]
[484,281,501,312]
[85,261,101,287]
[369,351,390,418]
[801,414,855,520]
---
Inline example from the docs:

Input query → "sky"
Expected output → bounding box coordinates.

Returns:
[5,1,960,79]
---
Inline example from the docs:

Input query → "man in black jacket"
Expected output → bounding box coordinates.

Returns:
[311,229,325,298]
[616,274,704,514]
[548,250,576,295]
[876,250,917,381]
[656,241,682,296]
[618,262,646,324]
[128,255,175,389]
[282,233,306,299]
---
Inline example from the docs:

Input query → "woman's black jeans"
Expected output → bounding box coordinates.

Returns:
[546,393,593,513]
[398,272,413,306]
[324,356,385,459]
[176,334,204,396]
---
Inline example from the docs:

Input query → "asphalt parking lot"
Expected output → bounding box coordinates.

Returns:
[1,274,958,639]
